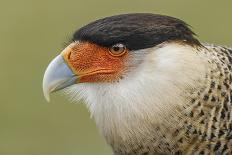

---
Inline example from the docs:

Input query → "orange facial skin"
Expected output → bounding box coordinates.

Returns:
[62,42,129,83]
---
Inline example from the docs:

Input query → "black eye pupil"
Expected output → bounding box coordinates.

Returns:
[113,46,120,51]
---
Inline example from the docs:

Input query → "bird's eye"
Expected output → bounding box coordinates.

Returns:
[109,43,126,56]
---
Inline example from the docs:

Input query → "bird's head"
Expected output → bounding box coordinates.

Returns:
[43,14,209,137]
[43,13,209,147]
[43,13,201,101]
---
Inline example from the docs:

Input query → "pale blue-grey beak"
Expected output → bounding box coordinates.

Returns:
[43,55,77,102]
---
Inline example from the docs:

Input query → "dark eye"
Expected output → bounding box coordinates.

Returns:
[109,43,126,56]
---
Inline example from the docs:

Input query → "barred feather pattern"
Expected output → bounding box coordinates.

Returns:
[115,44,232,155]
[136,44,232,155]
[171,44,232,155]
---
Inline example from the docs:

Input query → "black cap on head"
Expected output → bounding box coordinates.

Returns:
[73,13,200,50]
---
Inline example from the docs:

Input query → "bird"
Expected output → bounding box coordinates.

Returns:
[43,13,232,155]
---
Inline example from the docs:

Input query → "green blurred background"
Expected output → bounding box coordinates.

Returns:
[0,0,231,154]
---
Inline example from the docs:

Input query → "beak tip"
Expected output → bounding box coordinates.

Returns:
[44,92,51,102]
[43,84,51,102]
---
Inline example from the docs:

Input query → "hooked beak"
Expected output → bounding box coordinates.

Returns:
[42,55,77,102]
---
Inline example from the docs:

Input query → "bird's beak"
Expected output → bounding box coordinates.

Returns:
[43,54,77,102]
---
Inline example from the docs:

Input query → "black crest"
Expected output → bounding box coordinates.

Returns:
[73,13,200,50]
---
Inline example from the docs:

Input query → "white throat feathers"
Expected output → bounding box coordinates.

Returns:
[63,42,208,145]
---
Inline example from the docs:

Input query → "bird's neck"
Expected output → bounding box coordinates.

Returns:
[67,43,211,153]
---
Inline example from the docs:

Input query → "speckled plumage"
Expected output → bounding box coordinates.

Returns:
[112,44,232,155]
[171,44,232,155]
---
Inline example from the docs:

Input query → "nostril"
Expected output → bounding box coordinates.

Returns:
[67,51,72,59]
